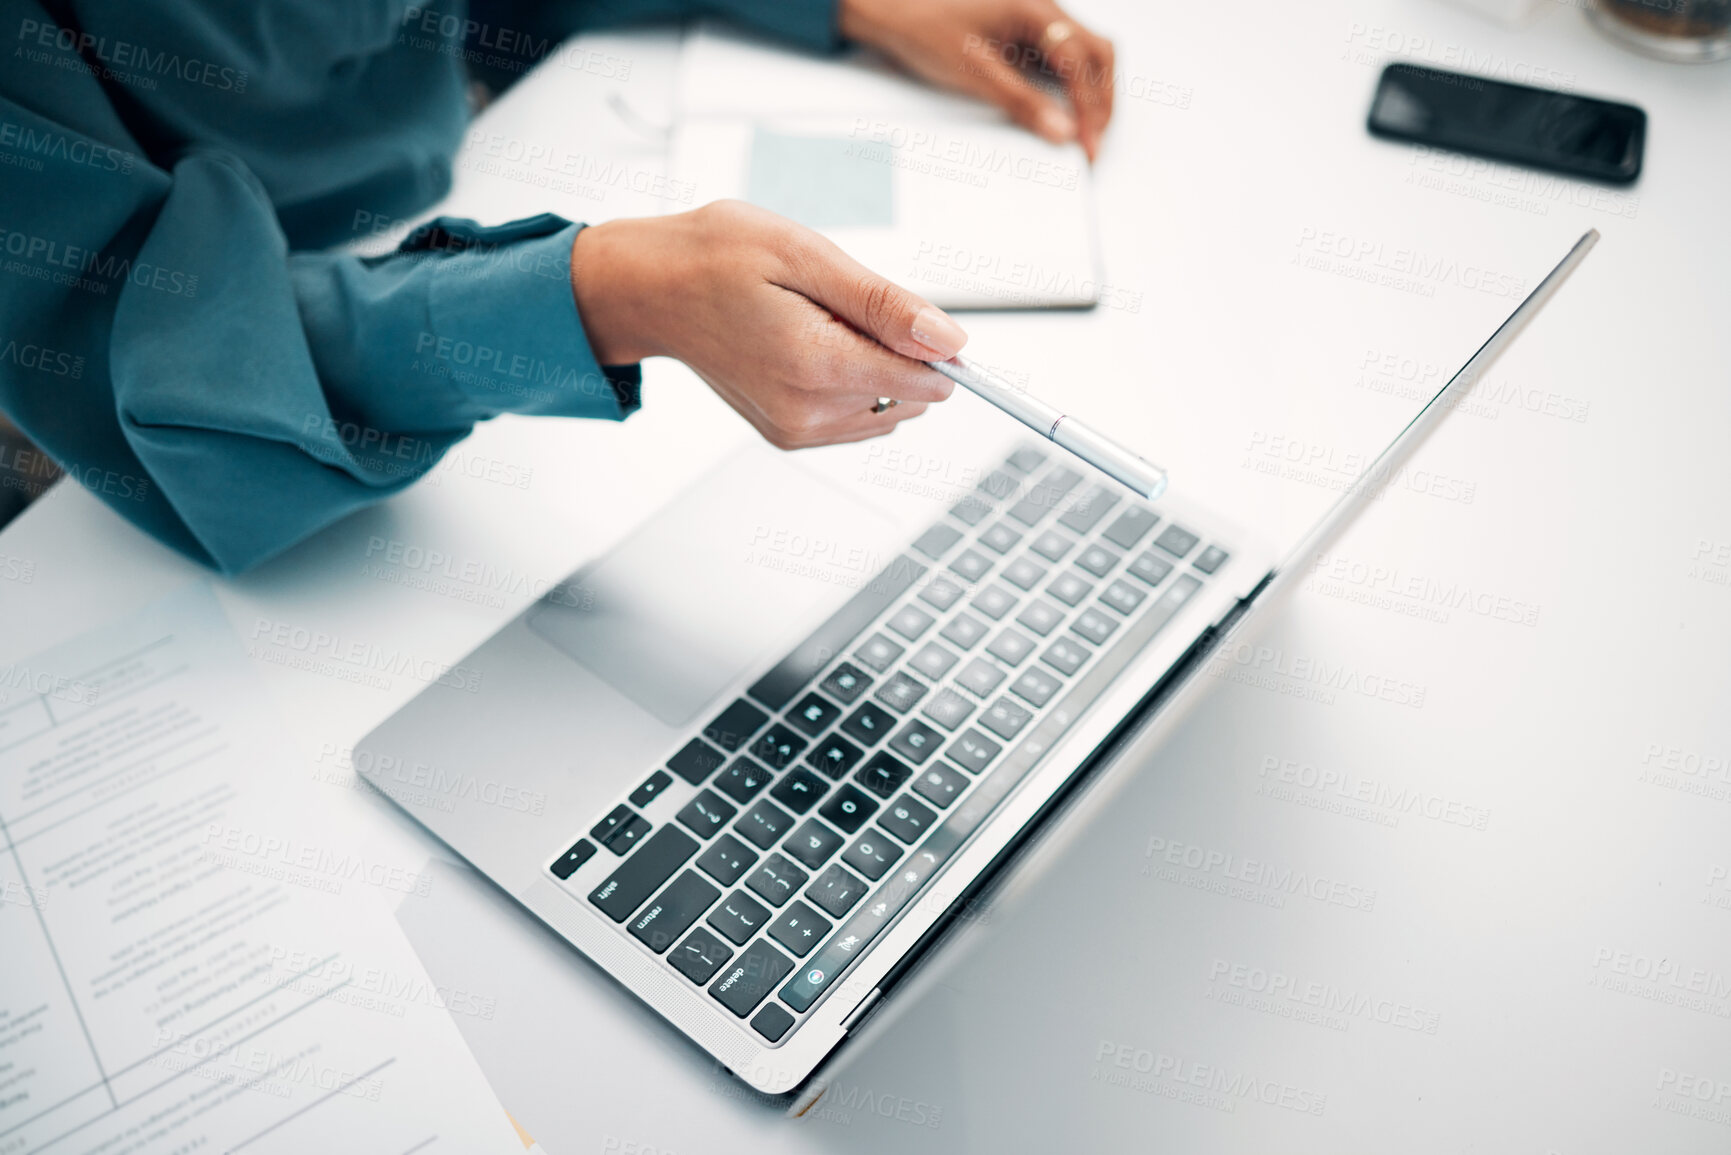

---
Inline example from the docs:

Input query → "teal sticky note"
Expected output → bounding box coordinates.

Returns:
[745,126,895,231]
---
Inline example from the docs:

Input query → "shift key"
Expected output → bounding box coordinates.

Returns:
[590,826,699,922]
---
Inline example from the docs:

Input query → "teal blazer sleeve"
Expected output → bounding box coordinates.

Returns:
[0,0,837,574]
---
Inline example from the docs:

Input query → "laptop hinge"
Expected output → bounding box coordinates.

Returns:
[840,986,883,1033]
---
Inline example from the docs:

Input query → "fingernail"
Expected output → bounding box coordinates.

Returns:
[911,305,967,360]
[1037,105,1077,142]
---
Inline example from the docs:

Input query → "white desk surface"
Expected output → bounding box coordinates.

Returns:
[5,0,1731,1150]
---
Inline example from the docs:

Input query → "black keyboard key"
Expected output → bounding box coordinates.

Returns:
[947,729,1002,774]
[1194,544,1229,574]
[819,783,879,833]
[912,522,963,560]
[770,767,830,814]
[1076,543,1121,578]
[1102,506,1159,550]
[1007,467,1083,526]
[1010,667,1062,708]
[714,758,774,805]
[949,549,992,583]
[602,813,651,855]
[917,575,965,612]
[855,751,915,799]
[669,927,731,985]
[736,798,795,850]
[805,733,865,779]
[707,889,771,945]
[820,662,872,704]
[921,688,975,731]
[549,838,596,880]
[1006,446,1046,473]
[783,819,845,870]
[629,770,674,809]
[986,628,1036,667]
[940,612,988,650]
[912,763,968,809]
[667,737,726,785]
[1015,599,1064,637]
[752,1002,796,1042]
[696,834,757,887]
[842,830,901,880]
[591,804,637,844]
[806,864,869,918]
[1057,485,1120,534]
[956,658,1007,698]
[629,870,721,953]
[1041,637,1091,676]
[588,826,699,922]
[1001,555,1049,591]
[767,901,832,958]
[979,522,1023,554]
[972,584,1018,620]
[873,671,929,714]
[1029,529,1075,561]
[855,633,905,672]
[980,697,1033,740]
[748,556,926,709]
[1070,607,1119,646]
[677,790,736,839]
[841,701,897,745]
[887,604,935,641]
[888,718,944,764]
[878,795,937,844]
[788,692,841,736]
[1128,551,1174,586]
[949,493,992,525]
[709,939,795,1018]
[1048,571,1094,607]
[750,723,806,770]
[909,642,959,681]
[1100,579,1147,615]
[1154,524,1200,558]
[745,853,810,908]
[705,699,768,752]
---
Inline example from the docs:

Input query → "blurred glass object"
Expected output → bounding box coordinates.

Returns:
[1591,0,1731,61]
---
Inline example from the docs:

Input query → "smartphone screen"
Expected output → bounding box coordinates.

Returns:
[1368,63,1645,185]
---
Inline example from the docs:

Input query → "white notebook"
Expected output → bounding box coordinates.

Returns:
[671,24,1101,310]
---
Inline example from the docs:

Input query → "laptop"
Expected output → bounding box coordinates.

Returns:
[353,232,1597,1102]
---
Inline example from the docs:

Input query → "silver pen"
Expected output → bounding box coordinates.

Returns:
[927,355,1168,499]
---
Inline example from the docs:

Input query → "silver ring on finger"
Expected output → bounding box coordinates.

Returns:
[872,397,901,415]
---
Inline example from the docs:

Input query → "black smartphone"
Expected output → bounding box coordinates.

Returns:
[1368,63,1646,185]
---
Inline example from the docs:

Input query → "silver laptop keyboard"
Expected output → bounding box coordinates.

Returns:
[548,446,1230,1044]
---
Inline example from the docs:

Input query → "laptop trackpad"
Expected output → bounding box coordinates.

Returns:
[525,450,899,729]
